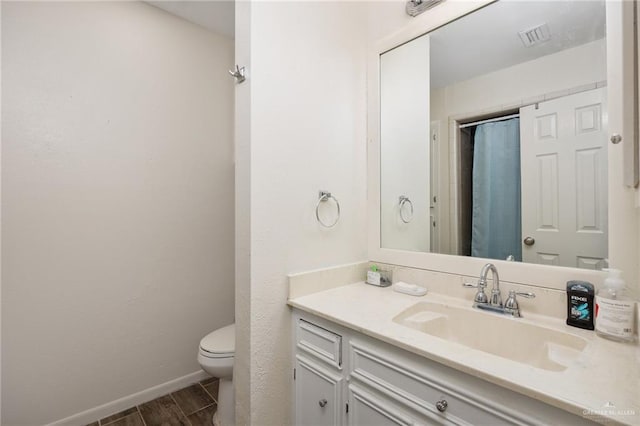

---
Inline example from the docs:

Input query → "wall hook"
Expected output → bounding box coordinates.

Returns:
[229,65,246,84]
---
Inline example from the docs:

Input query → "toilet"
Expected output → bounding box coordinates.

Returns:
[198,323,235,426]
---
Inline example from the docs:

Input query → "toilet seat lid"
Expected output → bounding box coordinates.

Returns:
[200,323,235,355]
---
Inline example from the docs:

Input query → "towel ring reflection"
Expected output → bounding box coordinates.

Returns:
[316,191,340,228]
[399,195,414,224]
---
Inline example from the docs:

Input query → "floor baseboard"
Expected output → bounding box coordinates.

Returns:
[47,370,210,426]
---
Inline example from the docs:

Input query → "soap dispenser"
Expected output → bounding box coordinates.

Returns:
[595,269,635,343]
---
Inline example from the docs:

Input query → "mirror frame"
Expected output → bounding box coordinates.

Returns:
[367,0,639,296]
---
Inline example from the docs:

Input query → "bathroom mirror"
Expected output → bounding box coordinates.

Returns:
[367,0,640,292]
[380,0,610,270]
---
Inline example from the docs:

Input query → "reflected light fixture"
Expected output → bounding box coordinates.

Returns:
[406,0,445,17]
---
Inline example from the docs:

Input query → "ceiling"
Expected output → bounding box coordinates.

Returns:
[428,0,606,89]
[148,1,605,86]
[147,1,235,38]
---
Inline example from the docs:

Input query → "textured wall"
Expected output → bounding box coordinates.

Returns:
[234,2,369,424]
[234,0,252,424]
[1,2,235,424]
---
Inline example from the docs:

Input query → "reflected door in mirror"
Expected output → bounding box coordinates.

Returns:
[520,88,608,269]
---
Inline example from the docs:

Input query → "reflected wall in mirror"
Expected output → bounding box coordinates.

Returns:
[380,0,608,270]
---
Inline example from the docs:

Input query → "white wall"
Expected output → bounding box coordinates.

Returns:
[432,39,607,119]
[234,1,251,424]
[366,0,413,44]
[380,35,431,252]
[235,2,368,424]
[1,2,235,424]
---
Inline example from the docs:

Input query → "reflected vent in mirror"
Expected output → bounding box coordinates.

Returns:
[518,23,551,47]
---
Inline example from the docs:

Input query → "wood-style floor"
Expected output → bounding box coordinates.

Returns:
[85,377,219,426]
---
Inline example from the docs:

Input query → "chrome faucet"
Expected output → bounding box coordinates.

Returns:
[463,263,536,317]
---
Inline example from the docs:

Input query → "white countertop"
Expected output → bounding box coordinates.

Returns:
[288,282,640,426]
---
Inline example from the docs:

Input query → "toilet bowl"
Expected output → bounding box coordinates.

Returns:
[198,323,235,426]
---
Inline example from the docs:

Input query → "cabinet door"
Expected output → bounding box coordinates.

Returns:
[295,355,344,426]
[347,384,437,426]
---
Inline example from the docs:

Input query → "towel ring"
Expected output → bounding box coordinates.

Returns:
[399,195,414,224]
[316,191,340,228]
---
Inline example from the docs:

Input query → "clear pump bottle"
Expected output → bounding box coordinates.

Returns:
[595,269,635,342]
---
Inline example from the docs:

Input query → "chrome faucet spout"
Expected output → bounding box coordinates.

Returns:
[479,263,502,307]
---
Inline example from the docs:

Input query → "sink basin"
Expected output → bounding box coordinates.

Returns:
[392,301,588,372]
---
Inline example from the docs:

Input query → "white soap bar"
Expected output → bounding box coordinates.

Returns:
[393,281,427,296]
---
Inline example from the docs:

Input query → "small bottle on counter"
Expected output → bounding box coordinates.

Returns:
[566,281,595,330]
[595,269,635,343]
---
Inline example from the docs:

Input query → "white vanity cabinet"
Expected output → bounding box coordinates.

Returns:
[292,310,597,426]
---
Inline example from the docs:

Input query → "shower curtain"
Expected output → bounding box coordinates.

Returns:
[471,118,522,261]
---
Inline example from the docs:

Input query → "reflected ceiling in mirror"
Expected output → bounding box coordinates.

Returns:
[380,0,608,270]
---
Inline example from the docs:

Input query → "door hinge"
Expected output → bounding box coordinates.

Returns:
[346,403,349,413]
[293,368,296,380]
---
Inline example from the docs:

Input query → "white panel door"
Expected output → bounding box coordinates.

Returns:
[520,88,608,269]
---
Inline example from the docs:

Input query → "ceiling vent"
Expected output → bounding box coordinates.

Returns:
[518,23,551,47]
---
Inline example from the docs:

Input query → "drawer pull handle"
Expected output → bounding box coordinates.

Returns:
[319,399,328,408]
[436,399,448,412]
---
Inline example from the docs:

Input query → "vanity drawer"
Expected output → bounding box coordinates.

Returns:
[296,318,342,368]
[348,340,516,425]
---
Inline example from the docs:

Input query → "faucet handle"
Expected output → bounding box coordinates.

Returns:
[462,281,486,289]
[462,281,489,305]
[510,290,535,299]
[504,290,536,317]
